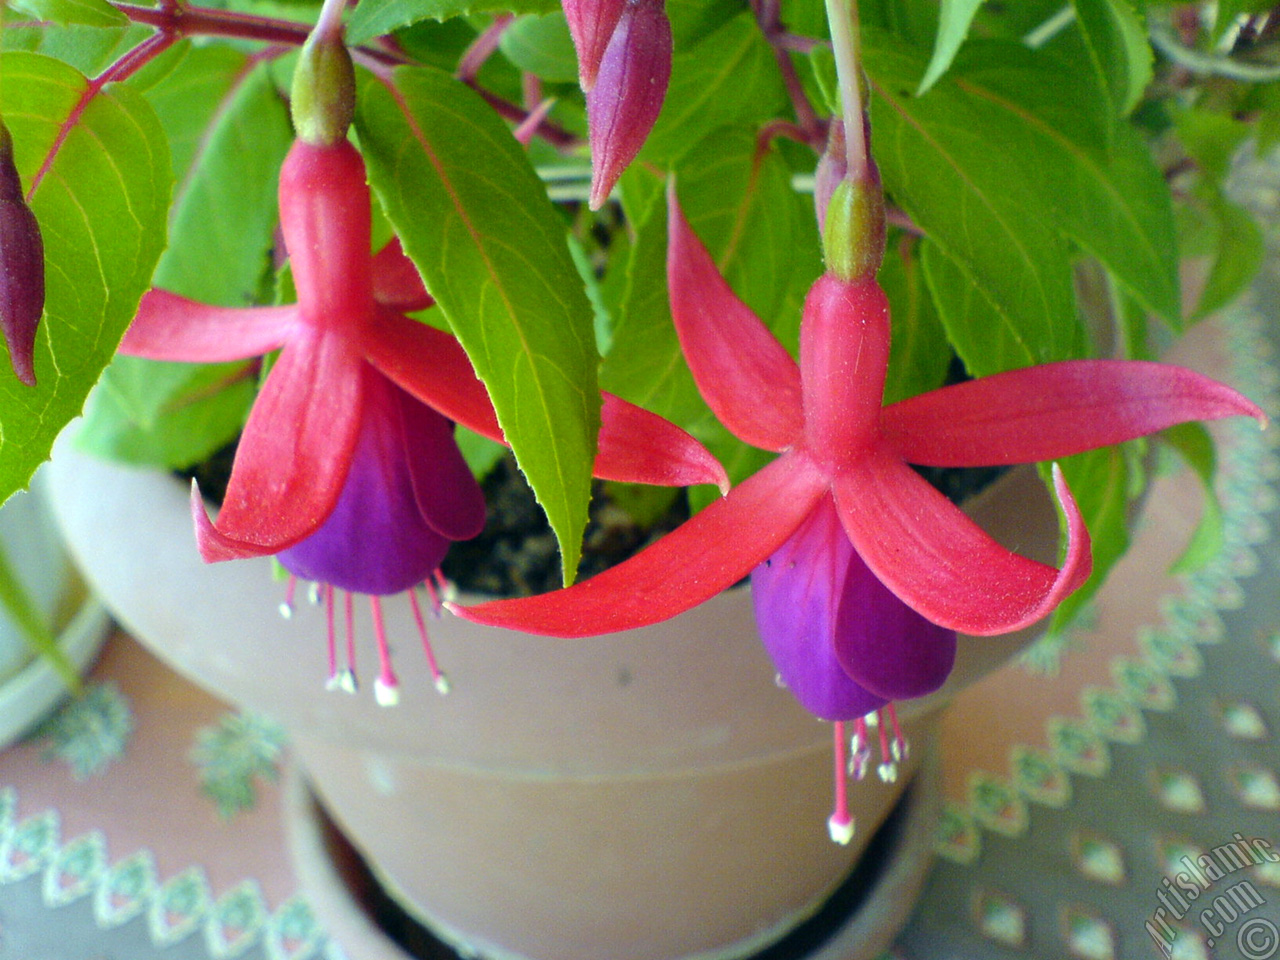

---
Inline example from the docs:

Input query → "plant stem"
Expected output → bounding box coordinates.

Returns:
[823,0,867,183]
[313,0,348,45]
[457,14,514,82]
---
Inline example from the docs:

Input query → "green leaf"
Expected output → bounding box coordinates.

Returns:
[0,52,171,505]
[357,66,599,585]
[0,537,79,691]
[8,0,127,28]
[864,32,1083,372]
[346,0,557,45]
[1045,444,1132,636]
[948,43,1180,324]
[877,234,950,404]
[916,0,984,95]
[1192,193,1265,321]
[602,125,820,485]
[77,357,255,470]
[143,46,292,306]
[639,12,788,164]
[499,13,579,85]
[1069,0,1152,117]
[1161,422,1223,575]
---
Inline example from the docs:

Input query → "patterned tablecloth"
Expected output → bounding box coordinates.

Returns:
[2,185,1280,960]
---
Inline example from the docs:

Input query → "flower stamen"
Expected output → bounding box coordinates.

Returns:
[370,595,400,707]
[409,587,450,695]
[279,575,298,619]
[876,706,899,782]
[828,719,855,845]
[850,716,871,780]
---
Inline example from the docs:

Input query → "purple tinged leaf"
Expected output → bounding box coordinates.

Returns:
[0,123,43,387]
[587,0,671,209]
[563,0,627,90]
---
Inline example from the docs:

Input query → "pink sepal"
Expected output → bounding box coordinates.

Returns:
[596,393,729,492]
[361,310,504,442]
[562,0,627,90]
[120,290,296,363]
[453,453,827,636]
[372,238,435,313]
[195,328,365,561]
[833,454,1092,636]
[882,359,1268,467]
[666,182,803,452]
[587,0,671,209]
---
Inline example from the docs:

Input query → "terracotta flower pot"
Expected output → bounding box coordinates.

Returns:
[46,432,1059,960]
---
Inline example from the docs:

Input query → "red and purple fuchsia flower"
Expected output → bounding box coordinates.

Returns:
[458,178,1267,842]
[119,134,726,707]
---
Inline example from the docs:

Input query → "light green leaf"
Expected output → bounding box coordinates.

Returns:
[1046,445,1132,636]
[877,234,950,404]
[1193,193,1265,321]
[144,46,292,306]
[347,0,557,45]
[0,537,78,691]
[916,0,984,95]
[865,33,1083,372]
[1161,422,1223,575]
[357,66,599,584]
[8,0,127,28]
[602,125,819,485]
[77,357,255,470]
[949,43,1180,324]
[499,13,579,85]
[0,51,171,505]
[1070,0,1151,116]
[639,12,788,163]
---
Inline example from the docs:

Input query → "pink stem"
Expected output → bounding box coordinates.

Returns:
[457,14,514,82]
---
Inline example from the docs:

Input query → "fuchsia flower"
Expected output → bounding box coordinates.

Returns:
[0,121,44,388]
[120,138,725,702]
[570,0,672,208]
[457,182,1265,834]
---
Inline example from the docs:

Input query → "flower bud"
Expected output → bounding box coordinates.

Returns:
[563,0,627,91]
[587,0,671,209]
[0,122,44,387]
[813,120,847,235]
[291,33,357,147]
[822,175,885,284]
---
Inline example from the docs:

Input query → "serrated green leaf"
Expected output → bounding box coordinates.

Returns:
[0,52,171,505]
[357,66,598,584]
[8,0,127,28]
[499,13,579,85]
[347,0,557,45]
[948,43,1180,324]
[864,32,1083,372]
[916,0,984,95]
[1070,0,1151,117]
[639,13,788,164]
[144,47,291,306]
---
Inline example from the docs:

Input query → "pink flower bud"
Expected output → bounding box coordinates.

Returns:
[0,123,43,387]
[587,0,671,209]
[562,0,627,91]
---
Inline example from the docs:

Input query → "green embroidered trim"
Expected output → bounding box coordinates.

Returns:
[0,787,347,959]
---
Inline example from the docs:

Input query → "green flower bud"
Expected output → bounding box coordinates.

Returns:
[822,176,885,284]
[291,34,357,147]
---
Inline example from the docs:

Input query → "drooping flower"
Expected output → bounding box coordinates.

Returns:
[120,138,726,702]
[456,181,1266,833]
